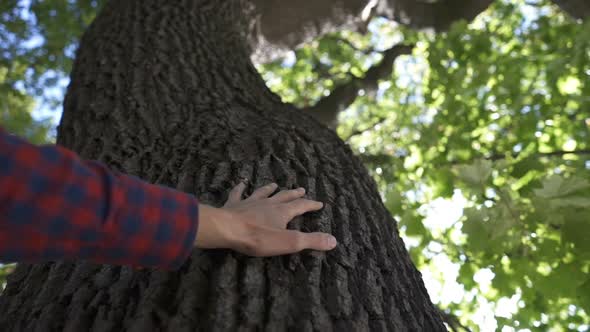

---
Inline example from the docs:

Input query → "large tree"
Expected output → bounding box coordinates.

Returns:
[0,0,448,330]
[2,0,590,330]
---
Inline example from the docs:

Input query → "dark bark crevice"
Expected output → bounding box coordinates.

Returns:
[0,0,445,330]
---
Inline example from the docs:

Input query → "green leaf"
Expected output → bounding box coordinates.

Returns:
[455,159,493,187]
[458,263,476,290]
[511,155,544,178]
[492,267,516,295]
[577,278,590,315]
[429,168,454,197]
[403,210,427,237]
[462,208,491,252]
[562,213,590,255]
[534,175,590,199]
[385,187,403,214]
[550,196,590,208]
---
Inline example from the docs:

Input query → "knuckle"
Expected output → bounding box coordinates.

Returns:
[291,232,304,251]
[292,191,304,200]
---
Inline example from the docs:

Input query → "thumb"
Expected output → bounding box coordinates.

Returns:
[298,232,338,252]
[259,229,338,256]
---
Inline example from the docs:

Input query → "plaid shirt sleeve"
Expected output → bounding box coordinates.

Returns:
[0,127,198,270]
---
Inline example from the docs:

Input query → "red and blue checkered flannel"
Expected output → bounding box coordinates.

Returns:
[0,127,198,270]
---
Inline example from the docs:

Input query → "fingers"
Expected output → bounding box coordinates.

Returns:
[254,229,337,256]
[226,182,246,205]
[247,182,278,201]
[271,187,306,203]
[284,198,324,219]
[296,231,338,252]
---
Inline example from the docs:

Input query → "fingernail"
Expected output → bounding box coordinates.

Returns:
[298,187,305,193]
[327,235,337,249]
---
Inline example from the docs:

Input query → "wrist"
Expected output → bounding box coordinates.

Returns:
[195,204,235,249]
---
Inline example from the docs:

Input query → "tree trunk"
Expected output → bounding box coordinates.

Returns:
[0,1,445,330]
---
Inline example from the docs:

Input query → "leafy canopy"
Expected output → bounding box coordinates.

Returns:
[0,0,103,141]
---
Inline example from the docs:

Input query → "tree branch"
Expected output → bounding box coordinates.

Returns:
[358,149,590,171]
[343,93,410,141]
[249,0,371,63]
[550,0,590,20]
[445,149,590,167]
[302,43,414,128]
[322,35,378,54]
[488,149,590,161]
[376,0,495,31]
[248,0,495,63]
[344,115,388,141]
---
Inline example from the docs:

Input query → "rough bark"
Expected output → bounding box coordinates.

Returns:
[0,0,445,331]
[376,0,495,31]
[248,0,494,63]
[248,0,374,63]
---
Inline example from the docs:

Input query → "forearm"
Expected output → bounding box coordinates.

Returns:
[0,128,198,270]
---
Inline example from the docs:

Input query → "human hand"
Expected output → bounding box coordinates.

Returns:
[195,182,337,256]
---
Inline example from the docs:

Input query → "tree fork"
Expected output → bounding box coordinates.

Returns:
[303,43,414,128]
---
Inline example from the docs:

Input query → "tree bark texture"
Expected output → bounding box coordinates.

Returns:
[248,0,495,63]
[377,0,495,31]
[248,0,372,63]
[0,0,445,331]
